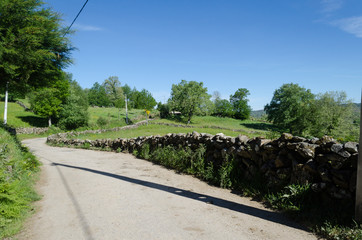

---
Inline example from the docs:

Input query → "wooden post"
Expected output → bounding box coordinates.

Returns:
[355,91,362,223]
[125,94,128,124]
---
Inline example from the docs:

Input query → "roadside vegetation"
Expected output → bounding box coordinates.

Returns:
[0,127,40,238]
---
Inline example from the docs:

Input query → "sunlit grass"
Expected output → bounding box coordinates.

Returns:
[72,123,266,140]
[0,101,47,128]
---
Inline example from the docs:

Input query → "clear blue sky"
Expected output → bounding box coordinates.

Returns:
[46,0,362,110]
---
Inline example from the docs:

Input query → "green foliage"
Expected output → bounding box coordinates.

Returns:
[266,184,312,211]
[133,89,157,110]
[157,102,170,118]
[58,79,89,130]
[230,88,252,120]
[29,88,63,126]
[96,116,109,127]
[317,222,362,240]
[0,128,40,238]
[169,80,210,124]
[213,99,234,117]
[309,91,357,140]
[103,76,124,107]
[87,82,112,107]
[0,0,73,96]
[265,83,314,135]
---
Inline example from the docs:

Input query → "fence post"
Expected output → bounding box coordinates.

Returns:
[355,91,362,223]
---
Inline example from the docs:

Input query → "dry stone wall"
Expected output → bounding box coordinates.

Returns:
[47,131,359,200]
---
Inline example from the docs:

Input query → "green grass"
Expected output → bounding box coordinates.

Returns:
[73,123,249,140]
[0,127,40,238]
[0,101,48,128]
[87,107,157,129]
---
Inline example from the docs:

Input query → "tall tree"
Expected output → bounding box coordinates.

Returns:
[230,88,252,120]
[58,76,89,130]
[214,99,233,117]
[87,82,112,107]
[0,0,73,96]
[103,76,124,106]
[169,80,209,124]
[264,83,314,135]
[133,89,157,110]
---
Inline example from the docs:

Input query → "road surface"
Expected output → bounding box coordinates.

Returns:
[18,138,316,240]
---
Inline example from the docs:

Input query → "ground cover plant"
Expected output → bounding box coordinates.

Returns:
[0,127,40,238]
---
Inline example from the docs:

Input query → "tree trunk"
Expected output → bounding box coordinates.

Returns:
[48,116,52,127]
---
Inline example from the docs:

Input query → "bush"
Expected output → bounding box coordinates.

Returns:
[96,117,108,127]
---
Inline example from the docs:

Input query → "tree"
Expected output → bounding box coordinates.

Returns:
[87,82,112,107]
[230,88,252,120]
[308,91,355,138]
[133,89,157,110]
[29,88,63,127]
[58,77,89,130]
[103,76,124,107]
[169,80,209,124]
[213,99,233,117]
[264,83,314,135]
[0,0,73,96]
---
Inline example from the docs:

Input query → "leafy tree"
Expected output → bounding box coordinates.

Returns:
[213,99,233,117]
[308,91,355,139]
[87,82,112,107]
[133,89,157,110]
[230,88,252,120]
[58,78,89,130]
[103,76,124,107]
[264,83,314,135]
[0,0,73,96]
[157,102,170,118]
[169,80,209,124]
[29,88,63,127]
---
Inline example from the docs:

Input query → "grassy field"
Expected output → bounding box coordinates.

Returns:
[0,101,48,128]
[73,123,249,140]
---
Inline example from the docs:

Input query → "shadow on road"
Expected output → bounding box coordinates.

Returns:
[52,162,308,232]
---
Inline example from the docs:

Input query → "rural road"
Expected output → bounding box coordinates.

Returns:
[18,138,316,240]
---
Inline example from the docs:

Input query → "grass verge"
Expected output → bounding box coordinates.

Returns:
[0,127,40,239]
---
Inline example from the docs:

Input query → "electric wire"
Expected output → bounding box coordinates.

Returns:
[63,0,89,37]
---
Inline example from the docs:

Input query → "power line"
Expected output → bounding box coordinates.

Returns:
[63,0,89,37]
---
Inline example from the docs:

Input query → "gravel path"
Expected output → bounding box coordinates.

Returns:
[18,138,316,240]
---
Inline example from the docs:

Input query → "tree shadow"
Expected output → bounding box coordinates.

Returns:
[17,116,48,127]
[52,162,310,232]
[241,122,280,132]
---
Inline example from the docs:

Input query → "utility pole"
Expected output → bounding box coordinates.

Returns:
[356,90,362,223]
[3,82,9,125]
[125,94,128,124]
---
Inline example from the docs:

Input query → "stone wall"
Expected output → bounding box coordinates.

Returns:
[47,131,359,200]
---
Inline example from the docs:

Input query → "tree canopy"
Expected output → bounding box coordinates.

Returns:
[169,80,209,124]
[264,83,314,135]
[0,0,73,96]
[230,88,251,120]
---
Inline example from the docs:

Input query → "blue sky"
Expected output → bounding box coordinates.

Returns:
[46,0,362,110]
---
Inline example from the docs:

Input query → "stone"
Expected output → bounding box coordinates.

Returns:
[279,133,293,141]
[303,159,318,174]
[344,142,358,154]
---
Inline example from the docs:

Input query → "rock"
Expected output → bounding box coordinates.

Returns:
[279,133,293,141]
[331,144,343,153]
[303,159,318,174]
[344,142,358,154]
[236,135,249,145]
[311,182,327,192]
[291,136,306,142]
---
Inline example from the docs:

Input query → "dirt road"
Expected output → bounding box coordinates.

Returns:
[18,138,316,240]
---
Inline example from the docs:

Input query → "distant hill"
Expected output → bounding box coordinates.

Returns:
[250,110,266,119]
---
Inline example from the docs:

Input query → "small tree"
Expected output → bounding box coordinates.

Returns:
[169,80,209,124]
[87,82,112,107]
[29,88,63,127]
[230,88,251,120]
[58,79,89,130]
[103,76,124,106]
